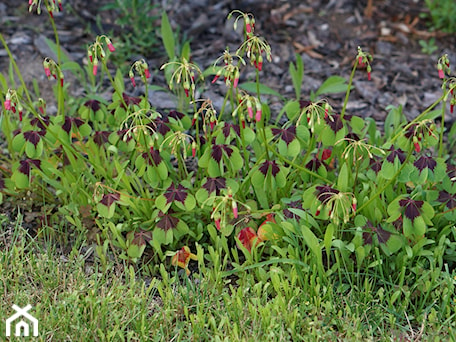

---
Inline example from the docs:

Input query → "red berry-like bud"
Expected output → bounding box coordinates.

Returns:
[215,218,221,231]
[212,75,219,84]
[191,142,197,158]
[144,68,150,79]
[107,40,115,52]
[438,64,445,79]
[232,201,238,219]
[4,99,11,110]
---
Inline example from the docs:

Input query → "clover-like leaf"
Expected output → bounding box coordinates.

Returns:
[202,177,226,195]
[259,160,280,177]
[156,212,180,231]
[386,147,406,164]
[100,193,120,208]
[438,190,456,209]
[398,198,423,221]
[93,131,111,146]
[211,144,233,163]
[18,159,41,176]
[164,183,188,205]
[271,126,296,146]
[23,131,42,148]
[222,123,241,138]
[413,155,437,173]
[325,113,349,133]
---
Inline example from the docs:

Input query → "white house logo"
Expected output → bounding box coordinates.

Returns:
[5,304,38,337]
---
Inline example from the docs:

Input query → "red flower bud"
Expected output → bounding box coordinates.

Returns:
[144,68,150,79]
[107,42,115,52]
[321,149,332,161]
[4,99,11,110]
[212,75,219,84]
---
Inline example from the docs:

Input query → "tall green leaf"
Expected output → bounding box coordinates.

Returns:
[161,12,175,60]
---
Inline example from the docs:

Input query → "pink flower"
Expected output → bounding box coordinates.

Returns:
[93,63,98,76]
[107,42,115,52]
[215,218,221,230]
[44,66,51,78]
[4,99,11,110]
[255,109,262,122]
[232,201,238,219]
[438,64,445,79]
[212,75,219,84]
[144,68,151,79]
[130,77,136,87]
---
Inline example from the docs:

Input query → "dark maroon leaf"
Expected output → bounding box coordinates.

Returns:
[117,129,133,142]
[399,198,423,221]
[62,117,84,133]
[30,115,49,131]
[376,225,391,244]
[84,99,101,111]
[438,190,456,209]
[413,155,437,172]
[305,157,326,172]
[23,131,41,147]
[325,113,346,133]
[222,123,241,138]
[156,213,179,231]
[271,126,296,146]
[121,92,141,108]
[150,117,171,136]
[404,123,419,138]
[100,193,120,208]
[283,200,303,220]
[345,132,360,141]
[211,145,233,163]
[201,177,226,195]
[131,230,152,246]
[369,157,382,173]
[93,131,111,146]
[18,159,41,176]
[447,164,456,183]
[142,148,162,166]
[386,147,406,164]
[315,185,339,203]
[299,100,312,109]
[259,160,280,177]
[164,183,188,204]
[362,223,392,245]
[168,110,185,120]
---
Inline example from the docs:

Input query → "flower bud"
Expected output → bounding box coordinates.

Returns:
[106,38,115,52]
[232,200,238,219]
[438,63,445,79]
[191,141,197,158]
[93,58,99,76]
[246,100,253,119]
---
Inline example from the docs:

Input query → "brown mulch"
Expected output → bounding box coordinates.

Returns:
[1,0,455,123]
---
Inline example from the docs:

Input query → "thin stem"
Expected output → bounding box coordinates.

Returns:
[340,59,358,120]
[438,88,447,158]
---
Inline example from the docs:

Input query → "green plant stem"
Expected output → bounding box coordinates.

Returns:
[340,59,358,121]
[47,7,64,118]
[438,88,448,157]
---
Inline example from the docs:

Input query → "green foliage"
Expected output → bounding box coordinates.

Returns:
[2,8,456,338]
[100,0,161,67]
[424,0,456,33]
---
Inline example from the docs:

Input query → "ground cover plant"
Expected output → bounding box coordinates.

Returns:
[1,1,456,340]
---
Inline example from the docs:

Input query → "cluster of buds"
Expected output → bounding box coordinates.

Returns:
[237,34,272,72]
[211,48,245,89]
[161,57,203,98]
[3,89,24,121]
[437,54,450,79]
[228,10,272,72]
[233,92,263,124]
[356,46,373,81]
[228,10,256,37]
[297,100,331,133]
[208,187,243,231]
[43,57,64,87]
[129,59,151,87]
[159,131,194,160]
[314,185,356,225]
[404,120,436,153]
[337,137,385,165]
[29,0,62,18]
[87,35,116,76]
[191,98,217,129]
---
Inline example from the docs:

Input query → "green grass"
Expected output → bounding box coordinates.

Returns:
[1,213,455,341]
